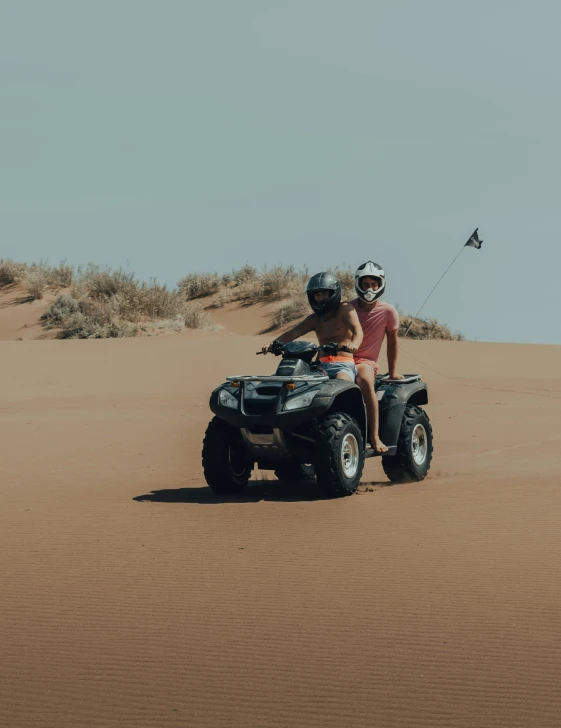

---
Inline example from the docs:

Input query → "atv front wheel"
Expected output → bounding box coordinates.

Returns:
[382,405,433,483]
[315,413,364,498]
[274,463,315,483]
[202,417,253,495]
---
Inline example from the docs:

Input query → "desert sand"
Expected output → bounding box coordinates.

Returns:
[1,296,561,728]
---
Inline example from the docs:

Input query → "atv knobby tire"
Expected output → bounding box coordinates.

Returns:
[202,417,253,495]
[315,413,364,498]
[382,404,433,483]
[274,463,315,483]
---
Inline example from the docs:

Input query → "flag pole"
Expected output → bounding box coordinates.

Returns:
[403,244,466,338]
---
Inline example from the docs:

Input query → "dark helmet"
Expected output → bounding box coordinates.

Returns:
[354,260,386,303]
[305,272,341,316]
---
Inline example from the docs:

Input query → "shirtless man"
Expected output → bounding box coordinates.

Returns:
[262,272,362,382]
[350,261,403,453]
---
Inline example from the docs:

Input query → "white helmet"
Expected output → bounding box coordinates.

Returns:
[354,261,386,303]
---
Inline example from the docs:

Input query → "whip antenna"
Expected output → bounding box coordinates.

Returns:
[403,228,483,338]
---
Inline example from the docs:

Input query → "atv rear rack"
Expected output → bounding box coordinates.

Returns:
[226,374,328,383]
[376,374,421,384]
[226,374,421,384]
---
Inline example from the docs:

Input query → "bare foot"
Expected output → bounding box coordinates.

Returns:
[372,437,388,454]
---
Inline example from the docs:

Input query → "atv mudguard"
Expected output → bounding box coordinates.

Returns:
[377,379,428,448]
[313,379,367,445]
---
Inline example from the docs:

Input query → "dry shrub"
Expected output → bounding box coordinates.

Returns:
[42,265,200,338]
[230,265,306,304]
[183,302,214,329]
[399,315,464,341]
[137,282,184,318]
[141,315,185,335]
[24,269,49,299]
[77,266,137,301]
[70,266,184,322]
[261,266,304,299]
[47,260,74,287]
[231,277,265,303]
[232,264,258,286]
[272,296,308,328]
[108,282,184,321]
[178,273,221,300]
[42,293,196,338]
[207,288,234,309]
[42,294,81,325]
[0,258,75,297]
[41,295,122,338]
[0,259,26,286]
[332,267,354,295]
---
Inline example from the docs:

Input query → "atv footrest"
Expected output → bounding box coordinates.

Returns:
[365,445,397,458]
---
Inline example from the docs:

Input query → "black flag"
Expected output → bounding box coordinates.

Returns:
[465,228,483,249]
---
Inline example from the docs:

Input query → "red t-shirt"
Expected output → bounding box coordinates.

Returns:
[350,299,399,363]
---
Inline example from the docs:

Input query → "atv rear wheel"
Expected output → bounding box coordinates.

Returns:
[315,413,364,498]
[382,405,433,483]
[274,463,315,483]
[202,417,253,495]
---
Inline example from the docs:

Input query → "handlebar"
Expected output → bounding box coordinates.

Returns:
[256,341,353,356]
[321,342,353,355]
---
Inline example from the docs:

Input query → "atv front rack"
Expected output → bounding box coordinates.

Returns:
[226,374,328,383]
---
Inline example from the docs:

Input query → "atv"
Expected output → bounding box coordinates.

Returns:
[202,340,433,498]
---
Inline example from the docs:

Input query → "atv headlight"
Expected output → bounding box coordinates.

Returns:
[218,389,238,409]
[283,390,318,411]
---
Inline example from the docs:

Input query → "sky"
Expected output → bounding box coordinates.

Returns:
[1,0,560,344]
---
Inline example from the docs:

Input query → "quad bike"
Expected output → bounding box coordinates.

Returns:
[202,341,433,498]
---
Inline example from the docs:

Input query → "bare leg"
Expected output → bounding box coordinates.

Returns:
[355,363,388,453]
[335,371,354,383]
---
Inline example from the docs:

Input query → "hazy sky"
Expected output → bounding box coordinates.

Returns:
[2,1,560,344]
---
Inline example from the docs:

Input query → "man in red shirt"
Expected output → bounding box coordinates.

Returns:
[350,261,403,453]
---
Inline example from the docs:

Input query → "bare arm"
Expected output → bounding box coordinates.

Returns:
[262,314,316,353]
[277,314,316,343]
[386,329,403,378]
[344,304,363,353]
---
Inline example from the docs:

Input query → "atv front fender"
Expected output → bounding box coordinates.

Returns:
[319,385,367,447]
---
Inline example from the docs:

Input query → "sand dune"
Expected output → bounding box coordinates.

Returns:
[1,313,561,727]
[0,284,58,341]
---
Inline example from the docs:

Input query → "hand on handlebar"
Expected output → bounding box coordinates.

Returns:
[258,340,283,355]
[320,342,356,355]
[344,344,359,354]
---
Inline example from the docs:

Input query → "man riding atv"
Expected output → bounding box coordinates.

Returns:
[262,272,363,382]
[263,267,401,453]
[202,263,433,496]
[350,261,404,454]
[202,270,432,497]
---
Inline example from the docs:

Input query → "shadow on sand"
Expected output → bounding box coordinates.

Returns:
[134,479,325,504]
[0,293,35,309]
[133,478,390,504]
